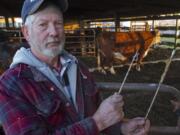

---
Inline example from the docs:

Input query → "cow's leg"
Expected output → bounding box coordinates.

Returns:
[135,55,143,71]
[136,48,149,71]
[100,67,107,74]
[97,64,107,74]
[136,63,141,71]
[109,66,116,74]
[134,32,146,71]
[99,58,108,74]
[113,52,127,61]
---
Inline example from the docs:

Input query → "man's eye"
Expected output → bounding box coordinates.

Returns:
[56,22,63,26]
[39,23,47,27]
[56,22,63,27]
[57,22,63,25]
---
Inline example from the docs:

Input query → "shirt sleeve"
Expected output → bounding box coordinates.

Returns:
[55,117,99,135]
[102,122,123,135]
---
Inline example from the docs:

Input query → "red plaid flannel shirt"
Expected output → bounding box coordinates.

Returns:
[0,62,101,135]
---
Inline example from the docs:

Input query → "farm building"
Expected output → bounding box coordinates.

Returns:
[0,0,180,135]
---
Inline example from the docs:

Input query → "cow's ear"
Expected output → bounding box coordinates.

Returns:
[21,25,30,42]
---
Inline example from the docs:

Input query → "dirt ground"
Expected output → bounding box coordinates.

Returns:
[81,47,180,127]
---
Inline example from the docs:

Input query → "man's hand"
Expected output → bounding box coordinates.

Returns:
[171,100,180,112]
[121,117,150,135]
[93,93,124,131]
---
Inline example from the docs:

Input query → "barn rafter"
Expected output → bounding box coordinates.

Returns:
[0,0,180,19]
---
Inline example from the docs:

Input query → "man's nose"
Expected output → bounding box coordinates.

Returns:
[48,24,58,36]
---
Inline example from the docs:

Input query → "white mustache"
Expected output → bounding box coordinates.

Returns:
[47,38,65,44]
[47,41,60,44]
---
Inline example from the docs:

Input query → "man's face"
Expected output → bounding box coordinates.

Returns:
[26,6,65,58]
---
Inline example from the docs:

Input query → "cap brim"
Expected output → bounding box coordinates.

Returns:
[29,0,44,15]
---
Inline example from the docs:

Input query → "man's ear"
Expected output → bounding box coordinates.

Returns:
[21,25,30,42]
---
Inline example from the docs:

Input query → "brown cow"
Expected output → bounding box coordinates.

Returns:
[96,31,161,74]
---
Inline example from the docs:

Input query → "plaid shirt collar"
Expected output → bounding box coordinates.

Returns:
[19,50,78,82]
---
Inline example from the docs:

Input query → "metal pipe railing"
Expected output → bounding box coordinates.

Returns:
[96,82,180,135]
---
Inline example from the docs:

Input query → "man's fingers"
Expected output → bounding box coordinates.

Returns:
[171,100,176,105]
[133,118,150,135]
[111,93,123,102]
[132,117,146,126]
[133,128,146,135]
[93,93,125,131]
[121,117,150,135]
[144,119,150,132]
[171,100,179,111]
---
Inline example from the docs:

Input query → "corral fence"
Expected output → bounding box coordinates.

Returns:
[65,29,97,57]
[2,18,180,56]
[97,82,180,135]
[1,18,180,69]
[0,28,98,56]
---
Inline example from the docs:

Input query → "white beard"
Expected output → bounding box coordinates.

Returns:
[42,40,65,57]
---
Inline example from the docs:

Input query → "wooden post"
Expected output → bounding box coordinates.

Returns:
[130,21,133,31]
[96,38,101,70]
[174,19,180,128]
[11,17,15,28]
[115,14,120,32]
[174,19,179,48]
[152,20,155,30]
[79,20,86,56]
[5,17,9,28]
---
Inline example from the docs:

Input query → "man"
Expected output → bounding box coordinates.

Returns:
[0,0,150,135]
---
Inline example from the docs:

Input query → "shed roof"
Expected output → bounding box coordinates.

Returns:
[1,0,180,19]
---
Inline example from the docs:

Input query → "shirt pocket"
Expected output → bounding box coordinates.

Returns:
[83,79,97,96]
[35,96,62,117]
[83,78,99,103]
[82,79,100,116]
